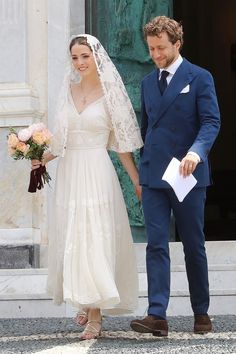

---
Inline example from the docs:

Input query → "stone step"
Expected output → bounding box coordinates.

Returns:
[0,264,235,300]
[0,293,235,318]
[138,267,236,296]
[0,267,235,318]
[0,241,235,318]
[135,241,236,271]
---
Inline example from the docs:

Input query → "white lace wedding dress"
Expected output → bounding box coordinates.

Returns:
[47,94,139,314]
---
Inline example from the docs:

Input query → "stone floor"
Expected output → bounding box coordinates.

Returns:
[0,315,235,353]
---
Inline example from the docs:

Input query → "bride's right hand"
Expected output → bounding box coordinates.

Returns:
[31,159,42,170]
[31,153,55,170]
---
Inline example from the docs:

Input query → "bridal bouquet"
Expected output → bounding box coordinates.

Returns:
[7,123,52,193]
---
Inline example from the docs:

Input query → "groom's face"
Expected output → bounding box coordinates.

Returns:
[147,32,180,69]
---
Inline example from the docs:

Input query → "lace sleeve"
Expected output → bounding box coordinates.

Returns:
[92,38,143,152]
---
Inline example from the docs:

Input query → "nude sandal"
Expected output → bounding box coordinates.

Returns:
[79,320,102,340]
[74,310,88,326]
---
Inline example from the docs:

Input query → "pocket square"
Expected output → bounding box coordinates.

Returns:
[180,84,190,93]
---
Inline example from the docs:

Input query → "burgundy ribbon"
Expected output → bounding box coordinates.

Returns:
[28,165,47,193]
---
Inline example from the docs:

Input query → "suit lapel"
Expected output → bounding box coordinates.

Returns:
[149,69,162,102]
[144,70,161,125]
[151,59,195,128]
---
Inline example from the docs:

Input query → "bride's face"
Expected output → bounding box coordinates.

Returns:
[71,43,97,78]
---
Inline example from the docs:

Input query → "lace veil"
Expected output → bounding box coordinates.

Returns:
[51,34,143,157]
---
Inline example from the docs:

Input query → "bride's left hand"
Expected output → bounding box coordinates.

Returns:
[135,184,142,201]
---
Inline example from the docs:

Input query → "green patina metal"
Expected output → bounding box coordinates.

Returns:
[86,0,173,240]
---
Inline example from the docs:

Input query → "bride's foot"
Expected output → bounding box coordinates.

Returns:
[79,308,102,340]
[75,308,89,326]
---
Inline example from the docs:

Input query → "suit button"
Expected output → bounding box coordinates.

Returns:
[170,126,176,132]
[175,105,180,111]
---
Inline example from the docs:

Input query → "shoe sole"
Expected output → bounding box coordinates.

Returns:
[194,329,212,334]
[130,322,168,337]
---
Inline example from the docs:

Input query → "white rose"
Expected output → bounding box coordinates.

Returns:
[18,128,32,142]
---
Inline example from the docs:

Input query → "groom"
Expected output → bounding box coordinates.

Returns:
[131,16,220,336]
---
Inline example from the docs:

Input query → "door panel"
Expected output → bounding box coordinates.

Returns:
[86,0,173,241]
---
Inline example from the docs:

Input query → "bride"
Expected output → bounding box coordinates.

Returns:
[32,34,143,340]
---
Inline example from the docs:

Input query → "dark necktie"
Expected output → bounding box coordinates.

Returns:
[159,70,169,95]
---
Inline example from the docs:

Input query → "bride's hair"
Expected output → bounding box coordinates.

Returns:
[69,36,92,52]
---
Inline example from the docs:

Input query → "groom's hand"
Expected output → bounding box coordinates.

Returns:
[179,154,199,177]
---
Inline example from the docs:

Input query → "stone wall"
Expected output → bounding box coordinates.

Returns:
[0,0,85,268]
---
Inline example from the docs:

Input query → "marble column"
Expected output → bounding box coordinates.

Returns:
[0,0,86,268]
[0,0,47,268]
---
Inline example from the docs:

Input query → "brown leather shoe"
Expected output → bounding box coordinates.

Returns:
[130,315,168,337]
[194,314,212,334]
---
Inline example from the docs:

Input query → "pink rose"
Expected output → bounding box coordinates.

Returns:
[30,123,46,134]
[32,131,45,145]
[18,128,32,142]
[8,146,16,156]
[42,128,53,145]
[8,133,19,148]
[16,141,29,154]
[23,144,30,156]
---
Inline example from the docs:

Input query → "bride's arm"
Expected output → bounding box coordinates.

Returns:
[117,152,142,200]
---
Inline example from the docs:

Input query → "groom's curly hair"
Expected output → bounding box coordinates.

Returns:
[143,16,184,49]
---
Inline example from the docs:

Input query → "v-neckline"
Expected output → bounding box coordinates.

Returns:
[69,87,104,116]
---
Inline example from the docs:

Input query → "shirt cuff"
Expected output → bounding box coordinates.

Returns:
[188,151,201,162]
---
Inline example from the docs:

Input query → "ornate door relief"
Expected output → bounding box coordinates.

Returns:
[86,0,173,239]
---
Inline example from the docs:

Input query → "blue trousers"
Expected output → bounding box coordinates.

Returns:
[142,187,209,319]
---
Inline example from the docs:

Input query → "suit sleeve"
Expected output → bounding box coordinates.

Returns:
[189,70,221,162]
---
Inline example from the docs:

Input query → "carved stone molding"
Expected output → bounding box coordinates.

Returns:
[0,83,44,127]
[0,228,41,246]
[0,0,24,25]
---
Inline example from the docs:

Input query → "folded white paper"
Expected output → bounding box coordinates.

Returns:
[162,157,197,202]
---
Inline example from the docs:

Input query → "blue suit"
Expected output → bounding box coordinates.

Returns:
[139,58,220,318]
